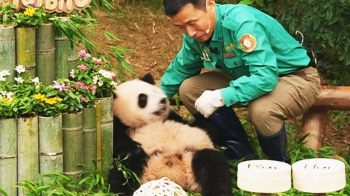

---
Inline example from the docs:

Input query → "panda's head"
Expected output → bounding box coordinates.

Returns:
[113,73,170,128]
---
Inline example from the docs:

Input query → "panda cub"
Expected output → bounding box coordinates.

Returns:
[108,73,233,196]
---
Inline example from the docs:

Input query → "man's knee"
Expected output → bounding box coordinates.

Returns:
[178,78,193,99]
[248,104,284,136]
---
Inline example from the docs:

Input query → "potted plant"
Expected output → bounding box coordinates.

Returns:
[69,49,118,98]
[69,49,117,177]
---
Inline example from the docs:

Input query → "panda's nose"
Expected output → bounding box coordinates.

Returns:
[160,98,167,104]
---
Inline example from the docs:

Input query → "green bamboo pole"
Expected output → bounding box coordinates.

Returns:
[0,25,16,83]
[95,100,102,172]
[16,27,36,79]
[62,111,83,182]
[82,106,97,170]
[96,96,113,179]
[67,43,78,72]
[17,115,39,196]
[38,115,63,178]
[54,28,69,79]
[36,23,56,85]
[0,118,17,196]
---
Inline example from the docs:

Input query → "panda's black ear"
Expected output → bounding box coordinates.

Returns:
[140,73,156,85]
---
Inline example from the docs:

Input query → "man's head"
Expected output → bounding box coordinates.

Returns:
[163,0,216,42]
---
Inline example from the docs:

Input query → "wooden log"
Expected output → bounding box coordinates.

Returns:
[311,86,350,110]
[301,110,328,150]
[36,23,56,85]
[0,25,16,83]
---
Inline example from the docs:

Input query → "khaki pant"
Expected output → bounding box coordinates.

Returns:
[178,67,321,136]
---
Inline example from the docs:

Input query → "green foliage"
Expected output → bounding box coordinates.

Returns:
[0,4,52,27]
[261,0,350,85]
[0,187,8,196]
[112,154,141,186]
[16,163,117,195]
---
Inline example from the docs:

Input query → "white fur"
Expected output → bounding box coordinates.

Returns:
[114,78,215,192]
[114,79,170,128]
[129,120,214,192]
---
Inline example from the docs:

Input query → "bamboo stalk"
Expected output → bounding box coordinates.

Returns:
[36,23,56,85]
[54,28,69,79]
[17,115,39,196]
[96,96,113,179]
[16,27,36,79]
[67,43,78,72]
[95,100,102,172]
[38,115,63,177]
[62,111,83,182]
[83,106,97,170]
[0,25,16,83]
[0,118,17,196]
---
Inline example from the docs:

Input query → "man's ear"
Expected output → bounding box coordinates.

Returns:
[206,0,216,10]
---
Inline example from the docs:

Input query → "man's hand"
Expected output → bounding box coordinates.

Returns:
[195,90,224,118]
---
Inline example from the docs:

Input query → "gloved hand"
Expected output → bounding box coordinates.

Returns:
[195,90,224,118]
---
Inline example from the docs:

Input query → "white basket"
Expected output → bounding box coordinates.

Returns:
[292,158,346,193]
[237,160,292,193]
[133,177,188,196]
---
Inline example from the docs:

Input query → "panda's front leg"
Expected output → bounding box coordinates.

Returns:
[192,149,234,196]
[108,134,148,195]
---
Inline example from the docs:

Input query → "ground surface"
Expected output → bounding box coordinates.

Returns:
[92,3,349,157]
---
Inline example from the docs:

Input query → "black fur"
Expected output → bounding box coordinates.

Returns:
[108,73,233,196]
[109,117,148,195]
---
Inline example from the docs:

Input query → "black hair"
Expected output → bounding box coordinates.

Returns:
[163,0,206,17]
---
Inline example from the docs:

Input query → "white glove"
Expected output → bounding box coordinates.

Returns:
[195,90,224,118]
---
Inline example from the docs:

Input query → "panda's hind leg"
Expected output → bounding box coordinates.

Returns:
[108,135,148,195]
[192,149,233,196]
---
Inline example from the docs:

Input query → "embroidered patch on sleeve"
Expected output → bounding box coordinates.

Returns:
[239,34,257,52]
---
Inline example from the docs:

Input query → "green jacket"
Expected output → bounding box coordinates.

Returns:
[160,4,310,106]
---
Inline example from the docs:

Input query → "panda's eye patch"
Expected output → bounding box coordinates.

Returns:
[138,93,148,108]
[160,98,167,104]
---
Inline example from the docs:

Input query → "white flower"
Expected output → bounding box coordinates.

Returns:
[14,77,24,84]
[111,81,118,90]
[0,70,10,77]
[15,65,26,74]
[70,69,75,78]
[93,76,99,84]
[98,81,104,87]
[0,76,6,81]
[32,77,40,89]
[6,92,14,100]
[32,77,39,83]
[98,69,115,79]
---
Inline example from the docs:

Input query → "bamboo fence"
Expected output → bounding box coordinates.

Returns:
[0,24,114,195]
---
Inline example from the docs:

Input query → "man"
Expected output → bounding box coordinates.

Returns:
[160,0,321,163]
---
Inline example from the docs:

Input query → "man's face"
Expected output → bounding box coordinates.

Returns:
[171,3,213,42]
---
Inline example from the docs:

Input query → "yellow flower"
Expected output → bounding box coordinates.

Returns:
[24,7,36,17]
[34,93,46,101]
[45,97,58,105]
[0,97,13,104]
